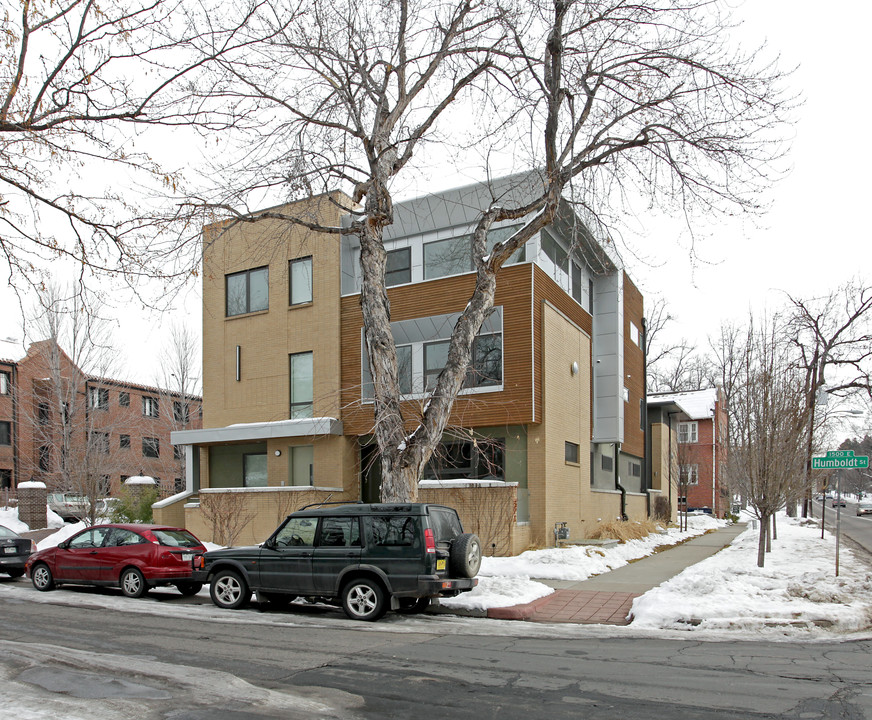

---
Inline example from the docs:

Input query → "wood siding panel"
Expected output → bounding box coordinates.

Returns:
[340,264,536,435]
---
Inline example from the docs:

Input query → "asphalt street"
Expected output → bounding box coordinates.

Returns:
[1,581,871,719]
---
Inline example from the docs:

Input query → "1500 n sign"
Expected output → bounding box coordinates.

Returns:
[812,450,870,470]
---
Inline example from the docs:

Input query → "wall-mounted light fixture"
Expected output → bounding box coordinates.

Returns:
[274,450,281,457]
[571,361,579,376]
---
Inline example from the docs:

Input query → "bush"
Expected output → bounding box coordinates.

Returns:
[109,487,159,523]
[653,496,672,523]
[587,519,660,543]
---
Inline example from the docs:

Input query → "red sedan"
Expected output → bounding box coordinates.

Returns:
[26,523,206,598]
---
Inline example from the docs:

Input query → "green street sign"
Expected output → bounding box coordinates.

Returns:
[812,450,870,470]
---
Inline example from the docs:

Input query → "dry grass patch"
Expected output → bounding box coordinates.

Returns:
[587,519,662,543]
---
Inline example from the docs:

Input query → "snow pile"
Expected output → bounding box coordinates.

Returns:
[0,507,30,534]
[630,514,872,634]
[441,514,726,610]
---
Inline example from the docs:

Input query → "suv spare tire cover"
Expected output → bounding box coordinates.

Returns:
[449,533,482,578]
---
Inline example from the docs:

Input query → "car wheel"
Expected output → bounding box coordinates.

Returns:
[120,567,148,598]
[210,569,249,610]
[6,569,25,579]
[260,592,295,608]
[449,533,482,578]
[396,597,431,614]
[174,581,203,597]
[342,578,386,621]
[31,564,54,591]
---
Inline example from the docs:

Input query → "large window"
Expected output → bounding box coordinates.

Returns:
[226,266,269,316]
[88,387,108,410]
[289,352,313,419]
[142,437,160,458]
[289,445,314,486]
[142,396,159,418]
[243,452,268,487]
[424,236,472,279]
[385,247,411,287]
[678,421,698,444]
[424,438,505,481]
[468,333,502,387]
[0,421,10,446]
[289,256,313,305]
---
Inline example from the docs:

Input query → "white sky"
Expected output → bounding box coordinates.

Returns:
[1,1,870,398]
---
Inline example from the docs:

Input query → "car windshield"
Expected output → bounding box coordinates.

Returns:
[0,525,19,539]
[151,529,202,548]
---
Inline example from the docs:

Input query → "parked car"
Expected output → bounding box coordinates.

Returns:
[47,492,90,521]
[26,523,207,597]
[857,501,872,517]
[0,525,35,578]
[831,498,847,508]
[193,503,480,621]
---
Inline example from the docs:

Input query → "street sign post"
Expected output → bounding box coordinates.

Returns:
[812,451,870,577]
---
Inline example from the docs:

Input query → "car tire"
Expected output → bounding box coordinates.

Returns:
[342,578,387,621]
[31,564,54,591]
[6,569,25,579]
[210,569,249,610]
[120,567,148,598]
[396,597,431,614]
[174,581,203,597]
[449,533,482,578]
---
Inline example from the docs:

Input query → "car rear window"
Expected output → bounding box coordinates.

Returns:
[152,529,202,548]
[428,507,463,543]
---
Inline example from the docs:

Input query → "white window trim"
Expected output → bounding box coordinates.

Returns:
[678,421,698,443]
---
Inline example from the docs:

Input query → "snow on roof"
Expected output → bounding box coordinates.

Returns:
[124,475,157,485]
[649,388,718,420]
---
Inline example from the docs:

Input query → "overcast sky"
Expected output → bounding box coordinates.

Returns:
[1,1,869,405]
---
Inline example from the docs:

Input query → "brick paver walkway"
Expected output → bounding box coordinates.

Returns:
[529,589,640,625]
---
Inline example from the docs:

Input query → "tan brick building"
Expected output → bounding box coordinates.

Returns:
[0,340,201,500]
[161,176,671,553]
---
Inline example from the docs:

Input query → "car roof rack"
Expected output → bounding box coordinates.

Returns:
[299,499,364,511]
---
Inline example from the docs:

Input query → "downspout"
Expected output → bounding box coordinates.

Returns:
[614,441,627,520]
[712,410,717,515]
[641,318,650,518]
[12,363,19,487]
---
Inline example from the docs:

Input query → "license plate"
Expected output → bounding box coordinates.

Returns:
[182,553,193,561]
[3,547,15,554]
[436,559,446,571]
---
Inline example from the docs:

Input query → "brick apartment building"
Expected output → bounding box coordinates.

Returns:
[157,174,679,554]
[647,388,728,517]
[0,340,202,498]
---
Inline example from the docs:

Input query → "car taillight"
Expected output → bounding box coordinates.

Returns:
[424,528,436,554]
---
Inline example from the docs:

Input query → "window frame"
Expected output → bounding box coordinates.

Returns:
[289,351,314,419]
[119,391,130,407]
[142,396,159,418]
[88,387,109,410]
[678,421,698,444]
[289,256,313,306]
[142,436,160,458]
[225,265,269,317]
[120,434,130,450]
[385,247,412,287]
[0,421,10,446]
[680,464,699,486]
[565,441,580,464]
[0,371,9,395]
[173,400,190,424]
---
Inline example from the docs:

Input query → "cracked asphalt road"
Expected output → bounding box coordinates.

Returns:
[1,586,871,719]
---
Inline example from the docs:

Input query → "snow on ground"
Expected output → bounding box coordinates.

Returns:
[631,513,872,635]
[0,506,65,535]
[441,514,726,610]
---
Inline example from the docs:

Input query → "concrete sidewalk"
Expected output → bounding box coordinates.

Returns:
[485,523,747,625]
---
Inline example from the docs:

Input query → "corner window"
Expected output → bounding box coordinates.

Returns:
[0,371,9,395]
[289,445,314,486]
[226,266,269,317]
[142,396,159,418]
[289,352,313,419]
[142,437,160,458]
[0,421,10,446]
[289,256,313,305]
[386,247,411,287]
[565,441,579,464]
[678,421,698,444]
[88,387,109,410]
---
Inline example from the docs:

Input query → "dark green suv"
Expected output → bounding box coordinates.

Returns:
[193,503,481,621]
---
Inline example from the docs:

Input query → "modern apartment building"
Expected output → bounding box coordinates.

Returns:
[0,340,202,498]
[162,175,672,552]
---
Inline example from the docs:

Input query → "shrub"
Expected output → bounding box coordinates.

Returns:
[109,487,159,524]
[653,496,672,523]
[587,519,660,543]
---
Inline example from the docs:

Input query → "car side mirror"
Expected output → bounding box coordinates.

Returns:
[58,541,69,550]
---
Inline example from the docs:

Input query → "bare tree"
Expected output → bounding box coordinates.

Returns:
[195,0,792,501]
[199,492,257,546]
[0,0,264,304]
[18,285,127,524]
[720,315,807,567]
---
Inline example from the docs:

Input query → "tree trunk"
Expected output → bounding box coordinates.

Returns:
[772,512,777,541]
[757,514,767,567]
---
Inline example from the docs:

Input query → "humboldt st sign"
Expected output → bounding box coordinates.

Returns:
[812,450,870,470]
